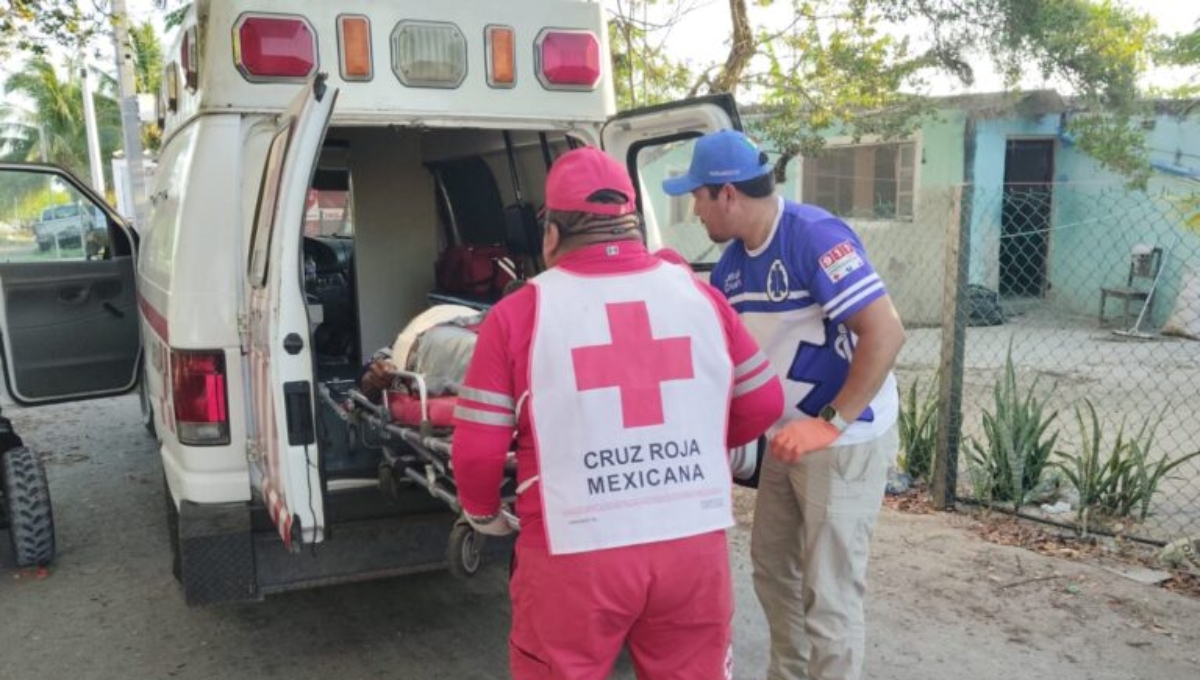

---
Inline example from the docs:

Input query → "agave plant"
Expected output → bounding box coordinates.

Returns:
[898,376,938,481]
[965,347,1058,506]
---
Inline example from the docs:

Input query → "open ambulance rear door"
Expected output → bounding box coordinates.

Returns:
[0,163,140,406]
[600,94,743,271]
[245,75,338,550]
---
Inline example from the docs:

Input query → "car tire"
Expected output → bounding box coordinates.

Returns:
[1,446,55,567]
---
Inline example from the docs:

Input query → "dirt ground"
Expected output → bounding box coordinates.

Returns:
[2,393,1200,680]
[895,307,1200,541]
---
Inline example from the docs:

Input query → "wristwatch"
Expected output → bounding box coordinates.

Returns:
[818,404,850,432]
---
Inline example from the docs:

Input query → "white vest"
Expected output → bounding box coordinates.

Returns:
[529,262,734,555]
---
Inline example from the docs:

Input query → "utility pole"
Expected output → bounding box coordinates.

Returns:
[80,64,107,196]
[109,0,148,228]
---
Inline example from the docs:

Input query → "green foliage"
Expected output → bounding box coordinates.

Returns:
[129,21,165,152]
[0,57,121,186]
[753,1,939,165]
[606,0,697,110]
[898,376,938,481]
[965,348,1059,506]
[609,0,1172,185]
[1055,401,1200,535]
[0,0,108,58]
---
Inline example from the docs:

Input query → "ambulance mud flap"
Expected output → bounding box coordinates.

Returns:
[178,501,259,605]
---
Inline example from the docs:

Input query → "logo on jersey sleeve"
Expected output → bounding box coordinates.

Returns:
[819,241,864,283]
[766,259,790,302]
[722,268,743,296]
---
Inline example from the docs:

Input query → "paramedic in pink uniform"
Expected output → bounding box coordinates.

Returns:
[450,147,784,680]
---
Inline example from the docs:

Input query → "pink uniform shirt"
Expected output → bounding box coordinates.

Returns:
[451,240,784,549]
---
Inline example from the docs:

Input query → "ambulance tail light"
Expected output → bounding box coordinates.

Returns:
[172,350,230,446]
[486,25,515,88]
[233,14,317,81]
[338,15,373,81]
[390,21,467,89]
[535,29,600,90]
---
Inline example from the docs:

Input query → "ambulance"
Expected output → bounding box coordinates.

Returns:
[0,0,743,604]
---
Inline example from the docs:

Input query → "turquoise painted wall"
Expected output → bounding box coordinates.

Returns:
[966,114,1062,290]
[1049,116,1200,328]
[963,112,1200,328]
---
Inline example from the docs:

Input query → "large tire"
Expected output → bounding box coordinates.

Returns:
[2,447,55,567]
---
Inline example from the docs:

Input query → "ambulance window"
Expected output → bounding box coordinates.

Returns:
[249,122,294,287]
[305,169,352,238]
[0,172,111,263]
[632,135,723,267]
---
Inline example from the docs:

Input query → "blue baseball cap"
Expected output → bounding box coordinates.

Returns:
[662,129,772,196]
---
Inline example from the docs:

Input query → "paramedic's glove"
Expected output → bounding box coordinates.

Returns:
[465,511,515,537]
[770,419,841,463]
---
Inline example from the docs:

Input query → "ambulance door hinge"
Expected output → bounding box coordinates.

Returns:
[246,439,261,463]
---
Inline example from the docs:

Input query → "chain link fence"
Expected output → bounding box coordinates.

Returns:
[869,179,1200,544]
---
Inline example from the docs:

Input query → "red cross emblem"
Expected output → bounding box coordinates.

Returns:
[571,301,694,428]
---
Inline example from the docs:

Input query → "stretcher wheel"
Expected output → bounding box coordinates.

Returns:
[447,521,483,579]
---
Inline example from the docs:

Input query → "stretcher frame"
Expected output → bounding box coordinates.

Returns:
[317,370,517,578]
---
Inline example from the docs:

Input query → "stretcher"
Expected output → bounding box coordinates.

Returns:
[317,369,518,579]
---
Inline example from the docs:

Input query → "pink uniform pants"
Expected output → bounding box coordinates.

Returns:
[509,531,733,680]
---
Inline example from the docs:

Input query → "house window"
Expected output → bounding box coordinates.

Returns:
[802,142,915,220]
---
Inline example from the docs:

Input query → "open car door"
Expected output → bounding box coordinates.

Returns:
[246,75,338,550]
[0,163,140,406]
[601,94,742,272]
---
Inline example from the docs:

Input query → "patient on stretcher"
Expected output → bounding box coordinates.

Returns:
[359,304,485,429]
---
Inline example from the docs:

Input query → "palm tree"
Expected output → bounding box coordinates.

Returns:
[0,56,121,187]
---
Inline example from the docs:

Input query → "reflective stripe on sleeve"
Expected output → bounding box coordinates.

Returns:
[454,405,516,428]
[459,386,515,410]
[734,350,769,380]
[733,364,777,397]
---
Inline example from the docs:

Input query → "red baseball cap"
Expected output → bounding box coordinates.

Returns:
[545,147,637,216]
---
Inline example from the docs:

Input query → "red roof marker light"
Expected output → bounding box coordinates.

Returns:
[233,14,318,81]
[535,29,601,90]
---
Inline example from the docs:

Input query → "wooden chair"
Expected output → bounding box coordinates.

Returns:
[1099,246,1163,326]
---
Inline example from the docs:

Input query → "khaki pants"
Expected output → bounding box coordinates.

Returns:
[750,425,897,680]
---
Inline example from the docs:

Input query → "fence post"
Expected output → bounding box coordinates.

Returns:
[932,181,972,509]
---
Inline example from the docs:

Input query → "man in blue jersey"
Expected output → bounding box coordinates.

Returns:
[663,129,906,680]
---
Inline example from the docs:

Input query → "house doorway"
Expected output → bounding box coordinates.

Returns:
[1000,139,1054,297]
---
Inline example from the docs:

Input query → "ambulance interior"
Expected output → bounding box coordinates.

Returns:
[302,126,568,487]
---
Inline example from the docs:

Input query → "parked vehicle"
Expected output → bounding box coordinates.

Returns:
[32,203,95,251]
[0,0,742,604]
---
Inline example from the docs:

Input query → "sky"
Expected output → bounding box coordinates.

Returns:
[625,0,1199,97]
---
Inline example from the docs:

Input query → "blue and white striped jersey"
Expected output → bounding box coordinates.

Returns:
[710,198,898,444]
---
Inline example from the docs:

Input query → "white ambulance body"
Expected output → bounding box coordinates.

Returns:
[0,0,742,604]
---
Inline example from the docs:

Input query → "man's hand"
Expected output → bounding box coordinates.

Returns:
[360,359,395,398]
[770,419,841,463]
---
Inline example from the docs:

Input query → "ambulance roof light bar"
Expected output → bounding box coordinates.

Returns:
[233,13,318,82]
